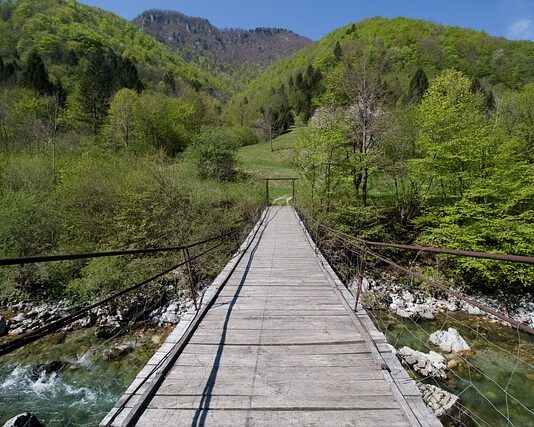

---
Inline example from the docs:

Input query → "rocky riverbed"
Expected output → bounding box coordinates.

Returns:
[0,288,196,341]
[359,275,534,328]
[360,277,534,427]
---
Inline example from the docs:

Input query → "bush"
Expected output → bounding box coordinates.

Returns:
[188,127,239,181]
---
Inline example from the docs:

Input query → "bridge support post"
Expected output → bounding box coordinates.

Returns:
[265,179,270,206]
[183,248,198,311]
[354,246,367,311]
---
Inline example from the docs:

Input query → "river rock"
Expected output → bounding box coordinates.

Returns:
[104,343,133,360]
[31,361,69,380]
[429,328,471,354]
[3,413,44,427]
[159,302,182,325]
[8,326,25,336]
[464,303,482,315]
[95,318,123,339]
[393,303,435,321]
[10,313,27,323]
[418,383,460,419]
[397,346,448,380]
[0,315,7,336]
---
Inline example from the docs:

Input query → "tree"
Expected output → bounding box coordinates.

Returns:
[471,77,495,113]
[163,71,176,95]
[111,56,143,93]
[296,107,350,212]
[288,65,322,123]
[412,69,490,203]
[19,50,52,95]
[407,67,429,104]
[0,57,16,86]
[334,41,343,61]
[104,88,139,150]
[341,46,390,206]
[188,127,238,181]
[78,52,112,135]
[499,83,534,163]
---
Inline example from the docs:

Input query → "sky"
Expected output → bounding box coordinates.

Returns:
[79,0,534,41]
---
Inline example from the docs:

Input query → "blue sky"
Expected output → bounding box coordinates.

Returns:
[79,0,534,41]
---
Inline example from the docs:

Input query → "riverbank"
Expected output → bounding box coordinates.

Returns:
[360,277,534,426]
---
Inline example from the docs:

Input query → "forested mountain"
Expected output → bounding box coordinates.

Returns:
[0,0,262,303]
[224,17,534,293]
[226,17,534,128]
[0,0,226,95]
[133,10,311,70]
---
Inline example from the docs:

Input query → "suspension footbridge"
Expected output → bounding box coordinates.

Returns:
[101,207,439,426]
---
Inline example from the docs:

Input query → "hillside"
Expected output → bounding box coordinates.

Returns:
[227,17,534,124]
[0,0,225,94]
[133,10,311,71]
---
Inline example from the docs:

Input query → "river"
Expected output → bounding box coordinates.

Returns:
[370,310,534,426]
[0,325,170,426]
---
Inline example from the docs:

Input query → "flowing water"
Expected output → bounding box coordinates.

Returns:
[370,310,534,426]
[0,325,170,426]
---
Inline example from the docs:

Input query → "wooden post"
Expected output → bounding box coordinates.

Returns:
[265,179,270,206]
[292,179,295,205]
[183,248,198,311]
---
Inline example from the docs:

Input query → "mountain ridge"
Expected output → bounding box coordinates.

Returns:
[133,10,312,69]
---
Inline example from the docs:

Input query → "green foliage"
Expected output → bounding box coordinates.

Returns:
[0,86,49,149]
[294,65,534,293]
[0,190,56,258]
[187,127,239,181]
[230,16,534,127]
[103,88,139,150]
[409,71,534,291]
[333,41,343,61]
[77,52,111,135]
[0,149,262,301]
[412,69,490,202]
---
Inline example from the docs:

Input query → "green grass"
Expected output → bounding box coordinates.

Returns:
[237,131,299,205]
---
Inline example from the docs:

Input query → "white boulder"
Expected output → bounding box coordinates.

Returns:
[397,346,448,380]
[429,328,471,354]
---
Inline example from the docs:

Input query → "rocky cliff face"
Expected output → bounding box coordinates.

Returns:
[133,10,312,69]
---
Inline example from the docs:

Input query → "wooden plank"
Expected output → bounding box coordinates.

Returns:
[135,409,411,427]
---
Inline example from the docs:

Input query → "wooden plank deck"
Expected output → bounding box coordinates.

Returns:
[102,207,440,426]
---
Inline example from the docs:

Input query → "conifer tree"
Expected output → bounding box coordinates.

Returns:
[19,50,52,94]
[407,67,429,103]
[78,52,112,135]
[163,71,176,95]
[334,41,343,61]
[113,56,143,92]
[471,77,495,113]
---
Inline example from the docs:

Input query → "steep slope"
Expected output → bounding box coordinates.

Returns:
[227,17,534,124]
[133,10,311,77]
[0,0,225,94]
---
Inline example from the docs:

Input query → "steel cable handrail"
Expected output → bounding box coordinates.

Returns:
[0,227,245,266]
[0,208,267,356]
[295,205,534,335]
[296,206,534,265]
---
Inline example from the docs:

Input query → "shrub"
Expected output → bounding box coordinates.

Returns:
[188,127,238,181]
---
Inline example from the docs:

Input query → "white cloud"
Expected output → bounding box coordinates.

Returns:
[508,18,534,40]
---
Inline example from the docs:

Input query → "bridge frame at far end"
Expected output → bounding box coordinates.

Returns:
[264,177,297,205]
